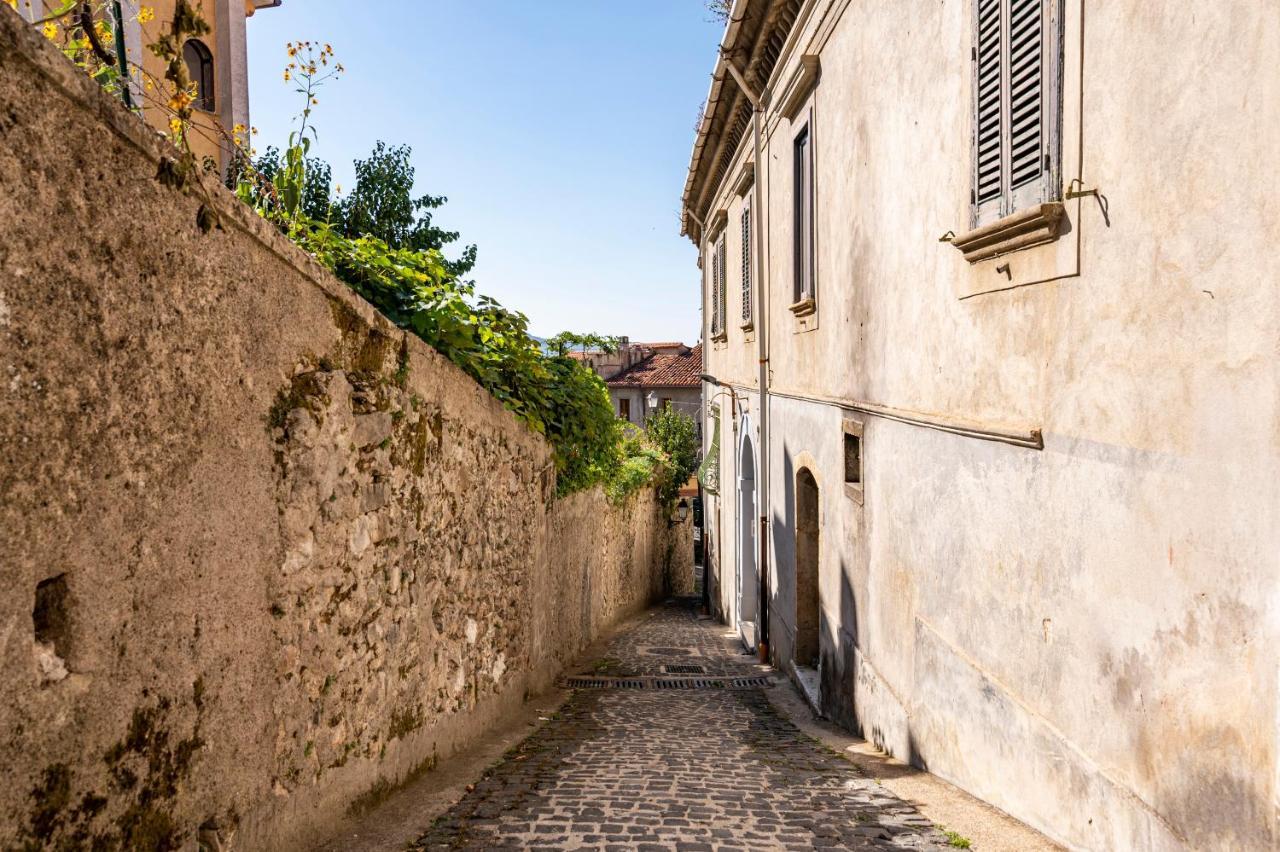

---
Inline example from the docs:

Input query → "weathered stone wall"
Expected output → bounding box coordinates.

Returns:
[0,11,670,850]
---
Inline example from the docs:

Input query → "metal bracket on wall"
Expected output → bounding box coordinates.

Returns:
[1065,178,1110,227]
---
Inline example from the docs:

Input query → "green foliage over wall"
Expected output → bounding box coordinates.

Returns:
[225,44,667,499]
[644,408,699,511]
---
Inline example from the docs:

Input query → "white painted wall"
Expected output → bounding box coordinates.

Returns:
[696,0,1279,848]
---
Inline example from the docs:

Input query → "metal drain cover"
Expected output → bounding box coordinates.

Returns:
[562,675,772,690]
[662,664,706,674]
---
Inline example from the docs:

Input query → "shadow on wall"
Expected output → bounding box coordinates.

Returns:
[770,449,797,663]
[771,440,933,773]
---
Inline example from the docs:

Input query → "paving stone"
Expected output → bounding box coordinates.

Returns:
[410,600,952,850]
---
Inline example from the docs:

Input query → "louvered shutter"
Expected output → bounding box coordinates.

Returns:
[1007,0,1045,209]
[741,200,752,325]
[717,235,727,333]
[710,241,721,334]
[972,0,1058,226]
[973,0,1003,222]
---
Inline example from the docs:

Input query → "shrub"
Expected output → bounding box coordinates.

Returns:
[644,407,699,511]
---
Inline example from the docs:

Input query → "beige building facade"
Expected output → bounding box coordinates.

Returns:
[685,1,1278,849]
[12,0,277,170]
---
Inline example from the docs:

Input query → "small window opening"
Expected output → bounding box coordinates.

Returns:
[33,574,72,685]
[844,433,861,485]
[183,38,215,111]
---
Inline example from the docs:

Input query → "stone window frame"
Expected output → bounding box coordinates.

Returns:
[842,417,864,505]
[778,55,821,334]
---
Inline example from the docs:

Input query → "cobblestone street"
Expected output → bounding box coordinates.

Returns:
[412,600,954,851]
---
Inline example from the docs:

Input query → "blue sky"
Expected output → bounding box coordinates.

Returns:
[245,2,723,344]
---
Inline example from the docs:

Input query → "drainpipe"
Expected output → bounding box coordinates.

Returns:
[722,56,770,661]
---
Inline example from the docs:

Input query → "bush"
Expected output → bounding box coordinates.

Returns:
[605,428,671,505]
[645,408,699,511]
[228,42,665,499]
[291,220,623,495]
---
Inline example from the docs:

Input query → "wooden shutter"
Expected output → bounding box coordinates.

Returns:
[972,0,1058,226]
[1007,0,1044,207]
[709,242,720,334]
[717,235,727,333]
[740,200,752,325]
[973,0,1003,222]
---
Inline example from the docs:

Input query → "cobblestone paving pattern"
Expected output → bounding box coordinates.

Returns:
[412,600,952,851]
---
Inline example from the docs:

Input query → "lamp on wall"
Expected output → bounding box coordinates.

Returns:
[646,391,658,411]
[675,498,690,523]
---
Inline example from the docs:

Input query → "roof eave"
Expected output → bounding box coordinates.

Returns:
[680,0,754,243]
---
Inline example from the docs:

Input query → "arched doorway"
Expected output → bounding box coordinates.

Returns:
[737,428,758,651]
[794,468,820,669]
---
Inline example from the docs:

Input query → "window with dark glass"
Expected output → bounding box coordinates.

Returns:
[793,125,814,303]
[183,38,215,111]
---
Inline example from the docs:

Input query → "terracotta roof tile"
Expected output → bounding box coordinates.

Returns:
[606,344,703,389]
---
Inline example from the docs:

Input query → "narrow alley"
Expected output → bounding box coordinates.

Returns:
[408,600,955,851]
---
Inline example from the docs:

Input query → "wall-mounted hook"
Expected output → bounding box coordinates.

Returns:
[995,263,1012,281]
[1066,178,1111,227]
[938,230,956,243]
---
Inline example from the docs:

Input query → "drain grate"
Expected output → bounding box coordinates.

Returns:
[662,664,706,674]
[563,675,772,690]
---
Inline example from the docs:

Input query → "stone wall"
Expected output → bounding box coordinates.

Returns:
[0,11,672,850]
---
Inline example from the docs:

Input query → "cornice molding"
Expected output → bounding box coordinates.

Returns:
[777,55,820,120]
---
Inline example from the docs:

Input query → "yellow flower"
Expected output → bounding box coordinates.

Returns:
[4,0,18,10]
[168,89,194,111]
[137,6,154,24]
[169,117,184,136]
[283,68,291,81]
[42,21,58,40]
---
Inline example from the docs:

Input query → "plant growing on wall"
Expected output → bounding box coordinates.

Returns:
[227,44,663,499]
[17,0,133,94]
[605,427,671,505]
[644,407,699,512]
[234,140,477,281]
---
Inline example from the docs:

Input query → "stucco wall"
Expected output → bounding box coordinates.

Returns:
[697,0,1279,849]
[0,12,671,850]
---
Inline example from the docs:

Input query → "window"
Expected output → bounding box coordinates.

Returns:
[792,124,814,304]
[740,198,753,326]
[661,397,672,410]
[971,0,1061,227]
[619,398,631,421]
[710,232,727,337]
[183,39,215,111]
[842,418,864,503]
[844,433,861,485]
